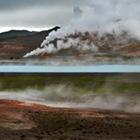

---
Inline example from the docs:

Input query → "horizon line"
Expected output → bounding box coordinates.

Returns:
[0,26,56,33]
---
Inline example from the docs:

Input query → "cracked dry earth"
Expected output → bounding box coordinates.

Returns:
[0,100,140,140]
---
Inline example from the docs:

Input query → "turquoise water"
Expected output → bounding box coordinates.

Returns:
[0,65,140,73]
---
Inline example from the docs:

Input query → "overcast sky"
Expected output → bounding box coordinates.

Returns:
[0,0,87,32]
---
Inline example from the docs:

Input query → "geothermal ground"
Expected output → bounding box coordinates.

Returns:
[0,74,139,140]
[0,99,140,140]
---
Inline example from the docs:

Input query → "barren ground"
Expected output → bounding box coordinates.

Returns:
[0,99,139,140]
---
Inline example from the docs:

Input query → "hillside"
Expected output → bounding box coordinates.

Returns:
[0,27,140,60]
[0,26,60,59]
[24,31,140,59]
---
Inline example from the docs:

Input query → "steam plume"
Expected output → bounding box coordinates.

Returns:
[0,85,139,113]
[24,0,140,57]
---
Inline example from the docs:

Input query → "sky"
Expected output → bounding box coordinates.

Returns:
[0,0,87,32]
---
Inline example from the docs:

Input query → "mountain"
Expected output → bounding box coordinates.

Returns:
[0,26,60,59]
[0,26,140,59]
[0,30,37,41]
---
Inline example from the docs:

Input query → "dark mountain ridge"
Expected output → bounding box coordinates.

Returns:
[0,26,60,59]
[0,30,37,41]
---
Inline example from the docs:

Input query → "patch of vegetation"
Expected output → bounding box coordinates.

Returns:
[0,74,139,94]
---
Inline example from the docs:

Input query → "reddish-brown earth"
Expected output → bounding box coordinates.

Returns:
[0,28,140,59]
[0,99,140,140]
[0,27,60,59]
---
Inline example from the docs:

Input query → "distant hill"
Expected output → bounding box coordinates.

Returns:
[0,26,140,59]
[0,26,60,59]
[0,30,37,41]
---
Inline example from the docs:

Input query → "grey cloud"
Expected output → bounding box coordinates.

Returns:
[0,0,86,11]
[0,0,87,31]
[0,6,72,27]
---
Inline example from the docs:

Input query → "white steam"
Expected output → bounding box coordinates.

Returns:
[0,85,140,113]
[24,0,140,57]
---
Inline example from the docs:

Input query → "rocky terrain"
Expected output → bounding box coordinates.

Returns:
[0,27,60,59]
[0,99,140,140]
[50,32,140,57]
[0,27,140,60]
[0,74,139,139]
